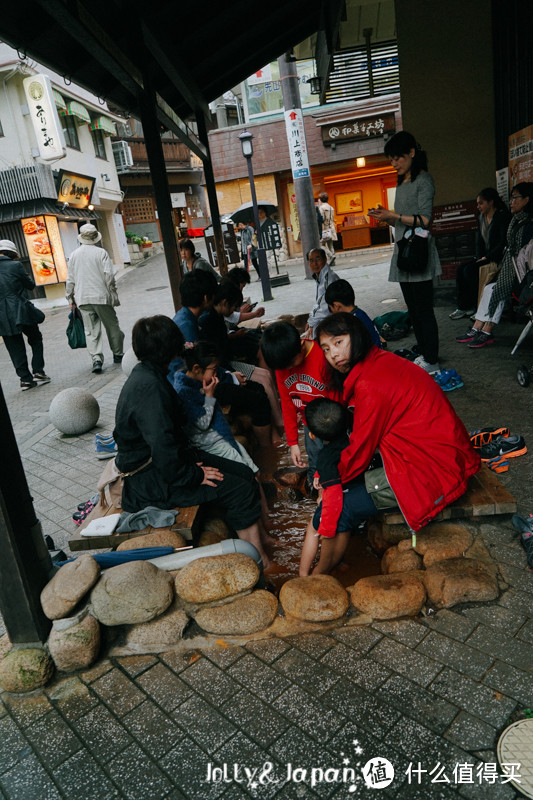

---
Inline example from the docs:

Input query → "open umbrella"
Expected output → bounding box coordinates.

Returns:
[229,201,278,225]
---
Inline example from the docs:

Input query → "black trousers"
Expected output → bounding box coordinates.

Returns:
[214,379,271,427]
[3,324,44,382]
[400,280,439,364]
[455,259,479,311]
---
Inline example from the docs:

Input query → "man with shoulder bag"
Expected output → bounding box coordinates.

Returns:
[0,239,50,390]
[66,224,124,374]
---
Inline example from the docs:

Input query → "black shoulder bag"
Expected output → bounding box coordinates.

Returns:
[396,214,430,274]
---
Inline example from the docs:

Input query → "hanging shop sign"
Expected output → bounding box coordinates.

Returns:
[57,170,95,209]
[284,109,310,179]
[21,215,69,286]
[23,74,67,161]
[321,113,395,145]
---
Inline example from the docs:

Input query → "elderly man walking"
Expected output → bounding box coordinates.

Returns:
[66,224,124,373]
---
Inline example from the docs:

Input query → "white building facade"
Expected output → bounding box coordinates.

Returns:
[0,43,126,300]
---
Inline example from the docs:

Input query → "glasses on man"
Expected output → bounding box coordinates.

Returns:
[510,195,524,200]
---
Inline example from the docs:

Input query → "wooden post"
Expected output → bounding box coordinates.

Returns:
[138,76,183,311]
[0,383,52,643]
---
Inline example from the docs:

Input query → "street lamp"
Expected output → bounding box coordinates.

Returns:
[238,129,273,301]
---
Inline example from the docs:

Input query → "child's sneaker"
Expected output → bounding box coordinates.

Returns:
[33,372,51,384]
[95,439,118,460]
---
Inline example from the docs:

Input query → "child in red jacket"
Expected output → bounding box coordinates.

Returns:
[261,321,341,485]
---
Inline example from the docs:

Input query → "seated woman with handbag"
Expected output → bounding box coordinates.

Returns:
[449,188,510,320]
[456,182,533,349]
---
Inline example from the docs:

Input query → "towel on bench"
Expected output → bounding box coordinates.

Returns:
[116,506,179,533]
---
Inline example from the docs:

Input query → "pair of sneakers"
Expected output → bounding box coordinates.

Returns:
[469,426,527,461]
[95,432,118,460]
[456,328,494,348]
[20,372,51,391]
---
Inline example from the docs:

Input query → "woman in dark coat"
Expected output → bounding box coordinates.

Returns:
[113,315,272,567]
[0,239,49,390]
[450,188,511,319]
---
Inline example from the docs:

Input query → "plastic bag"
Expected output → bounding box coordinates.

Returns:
[66,308,86,349]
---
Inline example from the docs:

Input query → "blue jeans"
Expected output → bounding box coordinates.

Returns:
[313,481,378,533]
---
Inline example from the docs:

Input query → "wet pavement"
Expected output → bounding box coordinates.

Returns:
[0,245,532,799]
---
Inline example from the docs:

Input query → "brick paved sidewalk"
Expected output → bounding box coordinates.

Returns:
[1,248,532,799]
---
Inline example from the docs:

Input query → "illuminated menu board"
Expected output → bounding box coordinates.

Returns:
[21,215,69,286]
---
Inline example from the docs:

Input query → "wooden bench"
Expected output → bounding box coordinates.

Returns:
[69,500,202,552]
[380,464,517,526]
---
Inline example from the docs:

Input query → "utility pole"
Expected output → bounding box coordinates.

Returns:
[278,54,320,279]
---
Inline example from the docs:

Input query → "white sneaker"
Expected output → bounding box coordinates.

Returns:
[413,355,440,374]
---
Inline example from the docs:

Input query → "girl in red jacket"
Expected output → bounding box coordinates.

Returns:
[308,312,480,574]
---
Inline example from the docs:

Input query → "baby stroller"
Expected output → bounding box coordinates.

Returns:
[511,244,533,386]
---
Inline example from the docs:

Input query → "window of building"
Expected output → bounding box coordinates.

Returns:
[91,128,107,159]
[61,115,80,149]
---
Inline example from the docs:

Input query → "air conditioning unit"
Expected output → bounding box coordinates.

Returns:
[112,140,134,173]
[116,121,132,138]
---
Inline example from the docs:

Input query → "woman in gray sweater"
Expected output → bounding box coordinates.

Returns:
[368,131,441,374]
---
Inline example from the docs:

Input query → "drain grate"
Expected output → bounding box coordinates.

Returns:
[145,286,168,292]
[497,718,533,798]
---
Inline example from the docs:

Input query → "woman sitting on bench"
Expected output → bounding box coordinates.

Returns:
[113,315,273,567]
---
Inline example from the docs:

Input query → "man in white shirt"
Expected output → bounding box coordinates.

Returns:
[66,224,124,373]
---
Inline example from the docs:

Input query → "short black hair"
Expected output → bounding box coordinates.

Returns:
[305,397,347,441]
[179,238,195,255]
[260,321,302,369]
[132,315,184,367]
[213,281,243,308]
[226,267,250,286]
[325,279,355,308]
[180,271,216,307]
[182,340,220,371]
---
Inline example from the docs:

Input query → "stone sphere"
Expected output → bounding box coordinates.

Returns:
[49,388,100,435]
[121,347,139,376]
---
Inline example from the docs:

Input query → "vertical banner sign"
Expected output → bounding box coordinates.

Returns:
[508,125,533,189]
[21,215,69,286]
[23,74,66,161]
[284,109,310,179]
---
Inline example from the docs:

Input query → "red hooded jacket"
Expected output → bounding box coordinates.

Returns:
[338,348,480,531]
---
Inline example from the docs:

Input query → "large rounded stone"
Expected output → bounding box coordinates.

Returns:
[125,599,189,647]
[115,530,186,551]
[49,388,100,435]
[348,574,426,620]
[414,523,474,567]
[90,561,174,625]
[195,590,278,635]
[41,555,101,620]
[381,546,422,574]
[424,558,499,609]
[48,611,100,672]
[0,648,54,693]
[197,529,228,547]
[279,575,349,622]
[121,348,139,377]
[175,554,259,603]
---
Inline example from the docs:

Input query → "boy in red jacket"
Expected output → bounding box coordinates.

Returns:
[261,321,340,485]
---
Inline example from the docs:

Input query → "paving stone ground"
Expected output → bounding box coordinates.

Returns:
[1,244,532,799]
